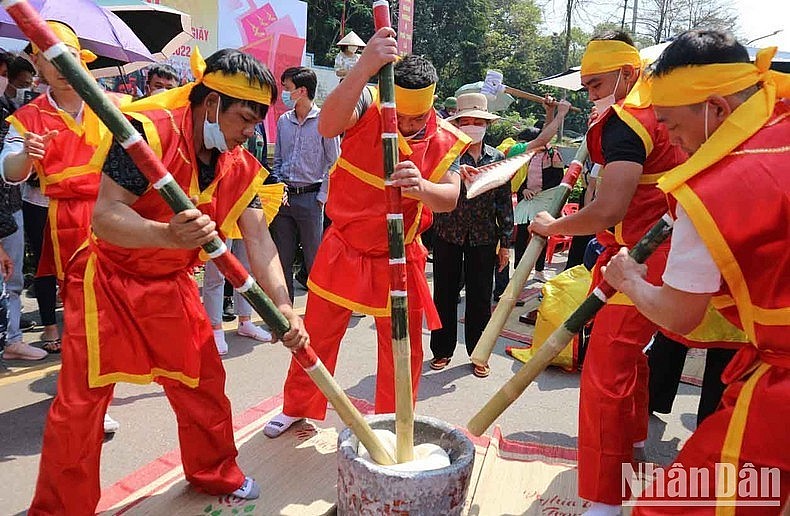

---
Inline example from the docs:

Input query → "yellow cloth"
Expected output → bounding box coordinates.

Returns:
[125,46,271,114]
[651,47,790,107]
[32,21,97,64]
[580,40,641,76]
[226,176,284,239]
[395,83,436,115]
[657,47,790,193]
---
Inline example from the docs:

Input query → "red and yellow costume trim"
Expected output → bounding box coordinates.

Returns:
[579,45,688,504]
[633,50,790,514]
[77,104,264,388]
[7,92,128,280]
[309,86,469,323]
[282,86,469,420]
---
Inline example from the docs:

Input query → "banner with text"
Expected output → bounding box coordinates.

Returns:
[397,0,414,55]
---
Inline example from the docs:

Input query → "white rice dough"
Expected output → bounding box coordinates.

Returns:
[357,429,451,472]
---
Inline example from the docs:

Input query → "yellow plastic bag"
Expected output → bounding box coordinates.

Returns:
[510,265,592,372]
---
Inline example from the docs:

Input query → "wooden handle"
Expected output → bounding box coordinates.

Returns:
[503,85,582,112]
[470,139,589,367]
[468,327,576,436]
[468,213,674,436]
[373,0,414,463]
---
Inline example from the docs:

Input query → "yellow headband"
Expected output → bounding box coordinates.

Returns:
[33,21,97,64]
[190,46,272,106]
[581,40,641,76]
[395,83,436,115]
[650,47,790,107]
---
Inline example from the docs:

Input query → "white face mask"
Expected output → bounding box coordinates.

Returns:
[592,70,622,114]
[346,45,358,54]
[14,87,31,106]
[0,76,8,98]
[149,88,167,96]
[203,102,229,153]
[460,124,486,143]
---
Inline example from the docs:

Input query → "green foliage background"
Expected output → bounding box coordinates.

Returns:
[306,0,596,135]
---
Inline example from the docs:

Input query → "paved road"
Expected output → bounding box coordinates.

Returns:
[0,257,701,514]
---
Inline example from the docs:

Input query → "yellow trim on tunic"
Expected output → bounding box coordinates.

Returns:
[639,172,663,184]
[47,199,63,280]
[126,112,164,159]
[715,362,771,515]
[307,277,390,317]
[84,252,200,389]
[612,105,654,157]
[336,156,385,190]
[673,184,757,344]
[219,167,266,237]
[404,204,423,244]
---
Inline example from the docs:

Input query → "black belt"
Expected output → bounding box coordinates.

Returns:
[286,182,322,195]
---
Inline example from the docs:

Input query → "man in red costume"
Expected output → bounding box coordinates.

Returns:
[604,29,789,514]
[2,22,125,285]
[28,48,308,515]
[1,21,127,429]
[264,26,469,437]
[529,31,687,514]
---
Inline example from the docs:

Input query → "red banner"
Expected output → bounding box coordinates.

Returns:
[397,0,414,55]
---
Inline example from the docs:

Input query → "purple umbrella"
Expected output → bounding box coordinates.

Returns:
[0,0,154,65]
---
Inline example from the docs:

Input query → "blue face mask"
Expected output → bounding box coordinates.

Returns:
[203,102,228,153]
[281,89,300,109]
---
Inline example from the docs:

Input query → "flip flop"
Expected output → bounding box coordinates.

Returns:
[41,338,62,354]
[430,357,451,370]
[473,364,491,378]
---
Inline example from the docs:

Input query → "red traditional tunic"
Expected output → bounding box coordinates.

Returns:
[282,89,470,420]
[588,102,687,249]
[71,104,265,388]
[7,93,127,280]
[579,101,688,505]
[307,89,469,327]
[633,101,790,514]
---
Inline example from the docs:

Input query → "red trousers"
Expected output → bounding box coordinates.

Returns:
[29,331,245,515]
[577,247,667,505]
[282,292,424,419]
[633,353,790,515]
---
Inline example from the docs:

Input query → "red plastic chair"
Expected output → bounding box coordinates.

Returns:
[545,203,579,264]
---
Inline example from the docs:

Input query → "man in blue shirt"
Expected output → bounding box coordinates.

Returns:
[271,67,340,300]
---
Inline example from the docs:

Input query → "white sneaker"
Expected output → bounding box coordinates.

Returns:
[214,330,228,355]
[236,321,273,342]
[103,414,120,434]
[533,271,547,282]
[231,476,260,499]
[263,412,303,438]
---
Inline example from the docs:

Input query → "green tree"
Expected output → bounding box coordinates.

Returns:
[306,0,373,67]
[411,0,490,98]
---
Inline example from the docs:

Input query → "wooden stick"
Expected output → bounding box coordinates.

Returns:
[0,0,395,466]
[470,139,589,367]
[468,214,674,436]
[503,85,582,113]
[373,0,413,463]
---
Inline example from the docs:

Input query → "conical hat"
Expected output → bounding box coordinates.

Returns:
[337,31,366,47]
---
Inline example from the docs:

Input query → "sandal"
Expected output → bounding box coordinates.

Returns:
[473,364,491,378]
[430,357,451,371]
[41,339,62,354]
